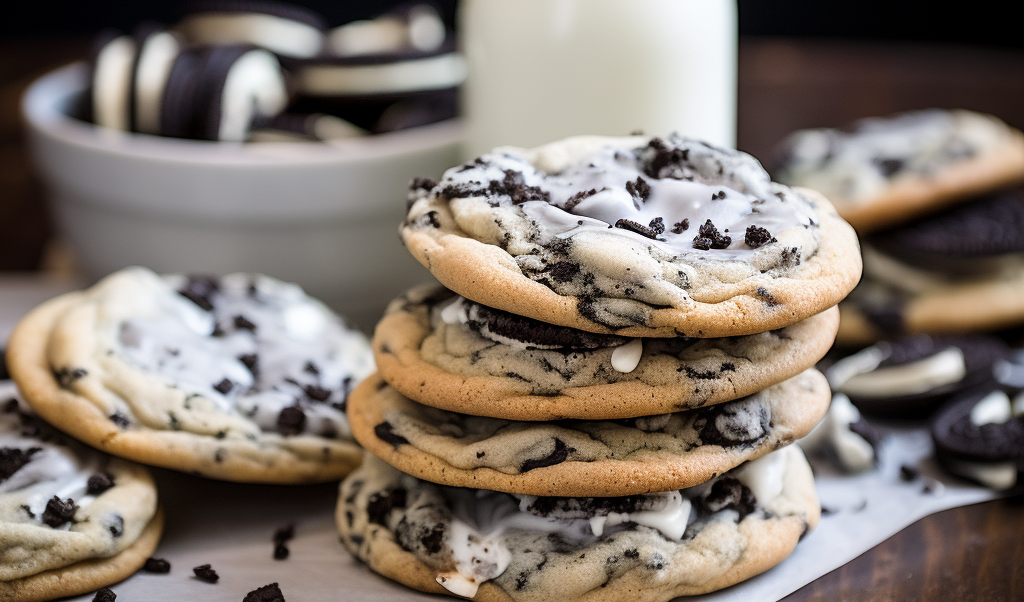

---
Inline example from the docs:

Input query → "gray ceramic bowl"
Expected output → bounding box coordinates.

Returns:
[22,62,462,329]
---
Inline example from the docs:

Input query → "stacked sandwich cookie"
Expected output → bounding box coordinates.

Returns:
[337,134,862,600]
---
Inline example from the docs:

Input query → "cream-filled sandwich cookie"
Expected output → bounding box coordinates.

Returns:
[337,446,819,601]
[5,267,374,484]
[347,370,829,497]
[373,285,838,420]
[176,0,328,59]
[401,134,861,337]
[1,382,163,602]
[771,108,1024,233]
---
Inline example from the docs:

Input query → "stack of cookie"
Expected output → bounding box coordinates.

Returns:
[337,134,862,600]
[772,109,1024,487]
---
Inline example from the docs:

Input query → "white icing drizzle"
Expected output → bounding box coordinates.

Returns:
[799,394,876,473]
[610,338,643,373]
[444,141,816,259]
[969,390,1013,426]
[0,384,102,526]
[829,346,966,398]
[107,268,373,437]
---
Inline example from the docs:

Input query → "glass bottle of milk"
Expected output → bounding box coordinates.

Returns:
[459,0,738,158]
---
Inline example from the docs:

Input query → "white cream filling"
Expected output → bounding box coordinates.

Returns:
[407,5,446,52]
[732,445,793,503]
[943,457,1018,490]
[92,35,136,131]
[176,12,324,58]
[218,49,288,142]
[329,17,407,56]
[610,338,643,373]
[297,52,467,96]
[861,245,1024,295]
[830,346,966,398]
[970,390,1014,426]
[799,394,876,472]
[133,31,180,135]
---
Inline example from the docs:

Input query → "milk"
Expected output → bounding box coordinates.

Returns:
[459,0,737,158]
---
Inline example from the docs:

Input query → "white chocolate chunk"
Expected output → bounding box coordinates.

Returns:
[610,338,643,373]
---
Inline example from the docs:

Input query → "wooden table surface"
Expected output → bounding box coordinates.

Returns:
[2,35,1024,601]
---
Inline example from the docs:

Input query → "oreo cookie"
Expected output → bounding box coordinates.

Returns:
[89,30,137,131]
[176,0,328,59]
[130,26,184,135]
[160,45,288,141]
[931,386,1024,489]
[799,394,880,473]
[826,334,1007,418]
[868,187,1024,275]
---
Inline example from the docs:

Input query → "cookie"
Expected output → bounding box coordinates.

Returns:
[5,267,374,484]
[770,109,1024,233]
[798,393,879,473]
[176,0,328,59]
[337,447,819,601]
[347,369,829,497]
[930,387,1024,489]
[1,383,164,602]
[373,285,839,420]
[400,134,862,338]
[826,334,1006,417]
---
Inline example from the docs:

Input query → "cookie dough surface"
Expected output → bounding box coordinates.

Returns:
[6,267,374,483]
[348,369,829,497]
[374,285,838,420]
[1,382,160,589]
[337,447,819,602]
[771,109,1024,233]
[401,134,861,337]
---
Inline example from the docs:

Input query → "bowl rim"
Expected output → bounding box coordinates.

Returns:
[21,61,463,167]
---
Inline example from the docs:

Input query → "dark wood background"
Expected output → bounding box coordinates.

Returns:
[2,35,1024,601]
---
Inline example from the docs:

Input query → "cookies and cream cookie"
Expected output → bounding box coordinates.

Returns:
[337,447,818,601]
[347,370,829,497]
[5,267,374,484]
[1,382,163,602]
[931,386,1024,490]
[836,189,1024,344]
[373,285,838,420]
[401,134,861,337]
[771,109,1024,233]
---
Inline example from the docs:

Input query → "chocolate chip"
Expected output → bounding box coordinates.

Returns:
[374,422,409,448]
[244,583,286,602]
[744,225,777,249]
[233,315,257,331]
[520,438,574,472]
[1,446,41,483]
[303,385,331,402]
[42,495,78,527]
[692,219,732,250]
[276,406,306,436]
[213,378,233,394]
[671,218,690,234]
[92,587,116,602]
[178,276,219,311]
[142,557,171,573]
[192,564,219,583]
[86,473,116,495]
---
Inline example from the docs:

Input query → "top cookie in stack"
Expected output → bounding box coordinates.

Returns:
[338,134,861,601]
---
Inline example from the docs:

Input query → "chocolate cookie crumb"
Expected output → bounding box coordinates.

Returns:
[409,176,437,191]
[374,422,410,448]
[86,473,115,495]
[238,353,259,377]
[53,367,88,388]
[614,219,662,240]
[520,438,575,472]
[92,587,116,602]
[192,564,219,583]
[142,557,171,573]
[744,225,777,249]
[625,176,651,203]
[564,188,598,211]
[42,495,78,528]
[243,582,286,602]
[276,406,306,436]
[671,218,690,234]
[178,276,219,311]
[273,524,295,560]
[109,412,131,429]
[213,378,233,394]
[233,315,257,331]
[692,219,732,250]
[1,446,41,482]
